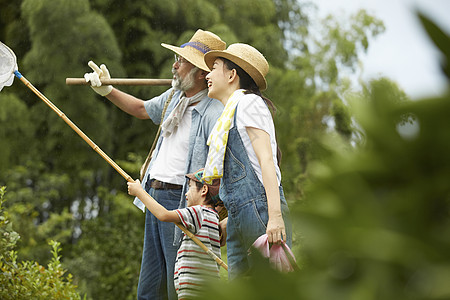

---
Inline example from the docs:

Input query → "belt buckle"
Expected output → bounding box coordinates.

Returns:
[145,177,153,191]
[154,179,163,189]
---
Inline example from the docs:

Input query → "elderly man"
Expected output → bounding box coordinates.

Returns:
[84,29,225,300]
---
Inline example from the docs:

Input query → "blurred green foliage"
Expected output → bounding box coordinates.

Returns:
[2,0,447,299]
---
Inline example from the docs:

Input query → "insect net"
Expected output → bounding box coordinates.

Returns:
[0,42,18,91]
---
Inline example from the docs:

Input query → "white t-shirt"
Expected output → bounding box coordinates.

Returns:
[149,106,194,185]
[233,93,281,185]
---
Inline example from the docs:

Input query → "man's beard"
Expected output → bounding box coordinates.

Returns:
[172,67,199,91]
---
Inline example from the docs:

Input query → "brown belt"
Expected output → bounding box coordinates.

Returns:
[149,179,182,190]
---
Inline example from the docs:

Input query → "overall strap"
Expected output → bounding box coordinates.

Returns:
[139,89,176,180]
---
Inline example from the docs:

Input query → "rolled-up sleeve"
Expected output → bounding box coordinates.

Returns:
[144,88,175,124]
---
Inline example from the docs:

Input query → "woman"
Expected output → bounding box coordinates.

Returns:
[201,43,292,279]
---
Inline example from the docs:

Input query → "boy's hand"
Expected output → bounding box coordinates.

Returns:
[127,179,142,196]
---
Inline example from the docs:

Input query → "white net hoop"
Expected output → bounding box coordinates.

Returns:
[0,42,18,91]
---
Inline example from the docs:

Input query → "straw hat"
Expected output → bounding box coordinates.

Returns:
[161,29,226,72]
[204,43,269,90]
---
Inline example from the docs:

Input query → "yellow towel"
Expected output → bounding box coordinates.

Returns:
[202,90,244,184]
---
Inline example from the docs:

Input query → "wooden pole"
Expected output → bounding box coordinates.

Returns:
[66,78,172,86]
[176,223,228,271]
[17,72,132,182]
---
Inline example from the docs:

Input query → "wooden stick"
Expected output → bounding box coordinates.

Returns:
[176,223,228,271]
[66,78,172,86]
[16,72,132,182]
[14,71,228,271]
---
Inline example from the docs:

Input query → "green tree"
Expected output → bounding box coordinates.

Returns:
[20,0,122,187]
[2,0,125,225]
[0,93,34,170]
[272,8,385,198]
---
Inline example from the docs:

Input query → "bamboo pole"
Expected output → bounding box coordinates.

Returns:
[176,223,228,271]
[15,71,133,182]
[14,70,228,271]
[66,78,172,86]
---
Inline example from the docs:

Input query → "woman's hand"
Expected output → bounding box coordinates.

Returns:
[246,127,286,245]
[266,214,286,245]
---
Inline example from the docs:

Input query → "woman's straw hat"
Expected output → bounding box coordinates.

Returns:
[204,43,269,90]
[161,30,226,72]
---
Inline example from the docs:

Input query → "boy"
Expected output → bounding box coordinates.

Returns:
[127,168,221,299]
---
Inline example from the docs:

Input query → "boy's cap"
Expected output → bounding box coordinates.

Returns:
[186,168,220,198]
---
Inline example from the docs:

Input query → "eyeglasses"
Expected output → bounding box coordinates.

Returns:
[174,54,188,65]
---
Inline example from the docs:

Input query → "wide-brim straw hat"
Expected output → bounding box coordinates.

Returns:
[161,29,226,72]
[204,43,269,91]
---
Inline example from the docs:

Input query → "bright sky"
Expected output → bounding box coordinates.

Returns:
[312,0,450,99]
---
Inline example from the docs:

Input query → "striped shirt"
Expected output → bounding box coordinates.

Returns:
[174,205,221,299]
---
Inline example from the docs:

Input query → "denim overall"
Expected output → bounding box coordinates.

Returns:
[220,105,292,280]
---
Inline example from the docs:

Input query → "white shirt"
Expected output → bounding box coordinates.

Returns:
[233,93,281,185]
[149,106,194,185]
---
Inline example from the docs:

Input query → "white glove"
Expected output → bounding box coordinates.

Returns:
[84,61,113,96]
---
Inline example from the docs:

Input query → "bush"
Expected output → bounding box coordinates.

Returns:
[0,186,83,299]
